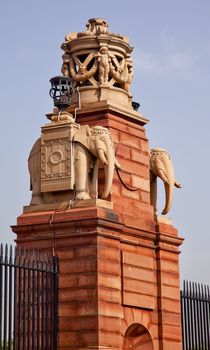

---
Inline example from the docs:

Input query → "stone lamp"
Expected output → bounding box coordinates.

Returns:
[49,75,73,110]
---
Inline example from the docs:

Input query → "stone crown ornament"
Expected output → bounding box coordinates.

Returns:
[61,18,134,110]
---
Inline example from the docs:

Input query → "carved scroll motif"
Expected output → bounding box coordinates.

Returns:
[109,56,133,94]
[61,52,99,88]
[61,49,133,93]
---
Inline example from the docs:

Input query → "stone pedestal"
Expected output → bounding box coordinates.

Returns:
[12,106,183,349]
[12,207,183,349]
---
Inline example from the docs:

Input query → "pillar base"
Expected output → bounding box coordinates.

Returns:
[12,206,183,350]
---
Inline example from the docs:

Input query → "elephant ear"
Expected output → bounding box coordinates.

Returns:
[86,125,91,136]
[28,138,41,160]
[73,125,91,150]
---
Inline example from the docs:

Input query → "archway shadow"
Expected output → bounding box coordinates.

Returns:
[123,323,154,350]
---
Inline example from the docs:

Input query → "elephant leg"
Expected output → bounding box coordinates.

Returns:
[150,173,157,214]
[30,174,43,205]
[75,147,91,200]
[89,160,98,199]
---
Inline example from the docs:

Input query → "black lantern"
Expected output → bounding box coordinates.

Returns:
[49,76,73,110]
[132,101,140,111]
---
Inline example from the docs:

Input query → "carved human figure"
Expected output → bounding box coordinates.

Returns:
[61,53,71,77]
[150,148,181,215]
[124,57,133,94]
[97,46,110,85]
[28,125,121,204]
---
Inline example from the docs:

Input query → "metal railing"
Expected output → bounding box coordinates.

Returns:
[181,280,210,350]
[0,244,58,350]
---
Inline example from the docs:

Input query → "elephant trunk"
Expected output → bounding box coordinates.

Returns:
[162,181,174,215]
[99,141,115,199]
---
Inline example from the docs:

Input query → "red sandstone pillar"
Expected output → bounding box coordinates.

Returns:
[12,107,184,350]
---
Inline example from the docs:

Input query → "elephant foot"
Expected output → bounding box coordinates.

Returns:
[30,195,44,205]
[76,191,91,200]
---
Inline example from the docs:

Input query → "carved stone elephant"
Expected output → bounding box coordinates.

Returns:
[73,125,121,200]
[28,125,121,205]
[150,148,181,215]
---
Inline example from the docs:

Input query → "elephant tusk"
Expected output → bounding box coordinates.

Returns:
[97,148,108,165]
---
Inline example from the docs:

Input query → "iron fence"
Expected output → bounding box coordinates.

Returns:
[0,244,58,350]
[181,280,210,350]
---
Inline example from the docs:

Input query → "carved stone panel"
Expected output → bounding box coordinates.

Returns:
[41,140,73,192]
[40,123,78,193]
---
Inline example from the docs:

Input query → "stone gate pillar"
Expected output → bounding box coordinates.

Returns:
[12,18,184,350]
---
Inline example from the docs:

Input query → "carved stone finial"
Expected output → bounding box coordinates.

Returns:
[60,18,137,112]
[84,18,109,36]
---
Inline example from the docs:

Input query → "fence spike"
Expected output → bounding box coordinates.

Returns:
[13,247,17,265]
[0,243,3,257]
[18,246,22,257]
[195,282,197,298]
[32,249,35,260]
[194,282,196,297]
[23,247,26,260]
[4,244,8,264]
[207,285,210,300]
[204,284,207,300]
[9,245,13,264]
[186,280,189,296]
[201,283,204,299]
[190,281,193,297]
[27,248,31,261]
[198,283,201,300]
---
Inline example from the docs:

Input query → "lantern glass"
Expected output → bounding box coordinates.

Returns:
[49,76,73,110]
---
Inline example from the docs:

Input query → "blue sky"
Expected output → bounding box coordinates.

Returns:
[0,0,210,284]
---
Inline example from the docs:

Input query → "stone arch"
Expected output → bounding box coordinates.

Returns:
[123,323,154,350]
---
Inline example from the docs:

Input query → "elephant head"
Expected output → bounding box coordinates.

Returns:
[89,126,122,198]
[150,148,181,215]
[74,125,121,199]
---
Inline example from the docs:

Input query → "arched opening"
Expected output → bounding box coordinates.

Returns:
[123,323,154,350]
